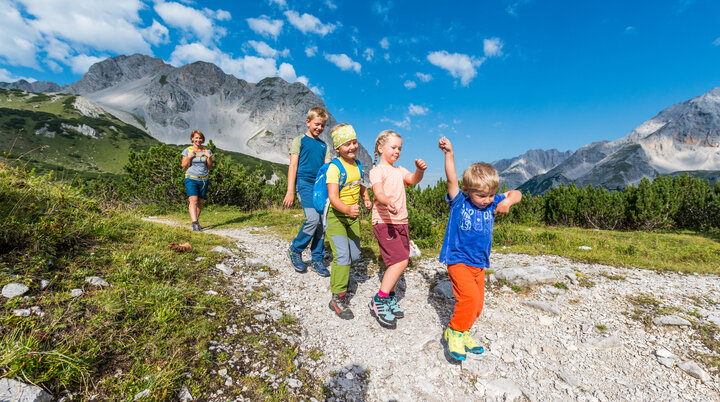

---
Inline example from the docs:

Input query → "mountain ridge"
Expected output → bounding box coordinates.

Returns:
[1,54,372,169]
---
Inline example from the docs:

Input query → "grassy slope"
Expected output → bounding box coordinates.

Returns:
[0,164,321,400]
[156,205,720,275]
[0,88,288,180]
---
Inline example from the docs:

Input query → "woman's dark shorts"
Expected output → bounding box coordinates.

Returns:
[184,178,209,199]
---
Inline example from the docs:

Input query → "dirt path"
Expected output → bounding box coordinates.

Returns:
[145,218,720,401]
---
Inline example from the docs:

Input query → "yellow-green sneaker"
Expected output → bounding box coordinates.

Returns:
[443,327,466,361]
[462,331,485,354]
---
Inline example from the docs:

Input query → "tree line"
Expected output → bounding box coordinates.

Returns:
[81,144,720,246]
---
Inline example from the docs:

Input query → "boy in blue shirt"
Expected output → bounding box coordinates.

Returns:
[284,107,334,276]
[438,136,522,361]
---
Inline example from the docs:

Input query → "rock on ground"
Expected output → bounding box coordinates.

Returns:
[0,378,53,402]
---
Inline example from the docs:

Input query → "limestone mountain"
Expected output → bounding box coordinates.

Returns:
[510,87,720,194]
[493,148,573,190]
[2,54,371,168]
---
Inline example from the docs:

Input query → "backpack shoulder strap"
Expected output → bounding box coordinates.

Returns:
[330,158,348,188]
[355,158,363,179]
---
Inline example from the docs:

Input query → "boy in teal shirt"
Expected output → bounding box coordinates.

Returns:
[284,107,333,276]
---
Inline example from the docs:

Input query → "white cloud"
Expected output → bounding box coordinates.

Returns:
[483,37,503,57]
[17,0,152,56]
[69,54,105,74]
[269,0,287,8]
[142,19,170,46]
[278,62,308,85]
[305,46,318,57]
[404,80,416,89]
[506,0,532,16]
[0,1,42,67]
[381,116,410,129]
[380,37,390,50]
[284,10,337,36]
[248,40,289,58]
[325,0,337,9]
[170,42,280,83]
[438,123,448,129]
[427,50,484,86]
[325,53,361,73]
[155,1,228,44]
[372,1,393,21]
[713,37,720,46]
[0,67,35,82]
[310,85,323,95]
[625,26,636,34]
[247,16,283,39]
[363,48,374,61]
[408,103,428,115]
[416,72,432,82]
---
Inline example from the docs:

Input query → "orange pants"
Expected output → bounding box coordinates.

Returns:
[448,263,485,332]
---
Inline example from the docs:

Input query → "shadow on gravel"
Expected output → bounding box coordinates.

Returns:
[423,271,453,329]
[325,364,369,401]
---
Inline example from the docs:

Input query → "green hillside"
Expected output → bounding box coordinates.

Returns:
[0,88,287,179]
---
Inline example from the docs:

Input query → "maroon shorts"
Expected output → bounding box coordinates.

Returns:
[373,223,410,266]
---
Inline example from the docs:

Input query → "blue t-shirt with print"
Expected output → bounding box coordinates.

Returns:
[438,192,507,268]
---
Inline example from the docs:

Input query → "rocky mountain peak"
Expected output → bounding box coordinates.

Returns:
[66,54,171,94]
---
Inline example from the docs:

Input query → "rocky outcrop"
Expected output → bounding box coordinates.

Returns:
[494,148,572,190]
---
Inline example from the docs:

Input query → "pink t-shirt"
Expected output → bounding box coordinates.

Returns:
[369,164,411,225]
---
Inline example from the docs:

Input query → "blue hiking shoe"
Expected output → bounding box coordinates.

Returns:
[312,261,330,277]
[287,247,306,272]
[369,294,397,329]
[388,293,404,319]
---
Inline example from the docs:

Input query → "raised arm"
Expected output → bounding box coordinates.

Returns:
[283,153,299,208]
[495,190,523,215]
[438,137,460,199]
[404,159,427,185]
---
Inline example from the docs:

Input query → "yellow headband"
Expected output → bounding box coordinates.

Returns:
[332,125,357,149]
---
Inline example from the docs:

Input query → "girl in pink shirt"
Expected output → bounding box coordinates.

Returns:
[368,130,426,329]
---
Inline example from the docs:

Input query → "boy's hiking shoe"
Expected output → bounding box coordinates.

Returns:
[443,327,466,361]
[387,294,404,319]
[329,292,354,320]
[369,294,397,329]
[287,248,306,272]
[312,261,330,277]
[462,332,485,354]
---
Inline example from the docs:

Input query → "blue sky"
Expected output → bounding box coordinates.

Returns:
[2,0,720,183]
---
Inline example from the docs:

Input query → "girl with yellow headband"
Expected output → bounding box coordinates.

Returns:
[326,123,372,320]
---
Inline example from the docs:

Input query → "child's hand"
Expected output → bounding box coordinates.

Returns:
[438,137,453,153]
[364,199,373,210]
[386,202,398,215]
[494,199,511,215]
[415,159,427,171]
[282,192,294,208]
[348,204,360,218]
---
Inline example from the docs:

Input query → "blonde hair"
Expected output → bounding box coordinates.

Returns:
[373,130,402,165]
[306,106,329,122]
[462,162,499,193]
[190,130,205,142]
